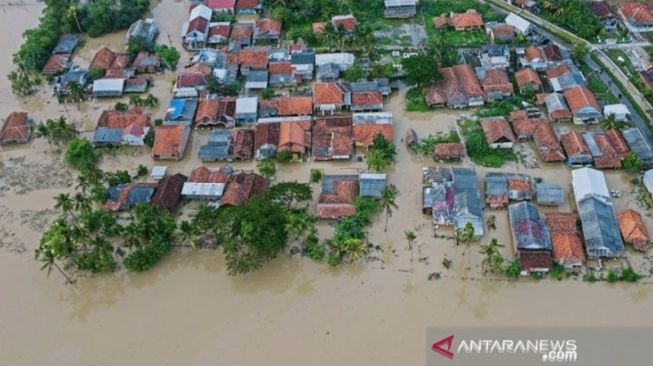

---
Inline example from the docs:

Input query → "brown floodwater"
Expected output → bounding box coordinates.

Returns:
[2,2,653,365]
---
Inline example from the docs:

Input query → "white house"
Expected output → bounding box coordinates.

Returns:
[603,103,630,122]
[505,13,532,34]
[571,167,610,204]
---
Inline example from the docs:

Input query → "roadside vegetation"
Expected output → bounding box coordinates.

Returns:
[539,0,602,41]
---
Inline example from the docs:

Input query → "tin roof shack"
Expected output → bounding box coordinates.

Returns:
[545,213,585,269]
[105,183,156,212]
[572,167,625,258]
[0,112,32,145]
[195,97,236,128]
[485,172,508,209]
[221,172,268,206]
[480,116,515,149]
[545,93,573,122]
[352,112,393,149]
[561,131,593,166]
[53,34,80,54]
[278,119,311,159]
[312,115,353,161]
[434,142,466,161]
[235,97,258,125]
[422,167,455,224]
[384,0,416,18]
[152,125,191,161]
[151,173,188,211]
[126,18,159,45]
[164,98,198,125]
[509,202,553,274]
[617,209,649,251]
[317,175,359,219]
[92,78,125,98]
[536,183,565,206]
[622,127,653,169]
[452,167,484,237]
[359,173,387,198]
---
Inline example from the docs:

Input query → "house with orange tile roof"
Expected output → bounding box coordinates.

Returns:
[278,119,311,158]
[480,116,515,149]
[268,61,295,87]
[229,23,253,48]
[312,116,354,161]
[434,142,466,161]
[532,123,566,163]
[434,9,484,31]
[42,54,71,75]
[515,68,542,92]
[606,129,630,159]
[94,108,150,147]
[238,48,269,75]
[351,91,384,112]
[331,14,357,32]
[619,2,653,31]
[221,172,268,206]
[235,0,261,15]
[207,22,231,45]
[563,86,602,124]
[182,4,212,50]
[545,212,585,269]
[582,131,623,169]
[317,175,359,219]
[152,124,191,161]
[617,209,649,251]
[313,82,345,115]
[519,44,562,71]
[254,18,282,43]
[352,112,393,148]
[195,97,236,128]
[0,112,32,145]
[189,165,231,184]
[561,131,593,166]
[486,23,515,43]
[254,121,280,159]
[428,64,484,109]
[206,0,235,14]
[477,68,513,101]
[277,96,312,116]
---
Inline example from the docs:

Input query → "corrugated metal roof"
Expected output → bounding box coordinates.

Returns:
[535,183,565,205]
[182,182,225,197]
[359,173,387,197]
[578,195,624,258]
[509,202,552,250]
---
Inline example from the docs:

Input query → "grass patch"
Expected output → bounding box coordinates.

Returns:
[438,29,488,47]
[460,119,517,167]
[405,87,431,112]
[586,74,620,104]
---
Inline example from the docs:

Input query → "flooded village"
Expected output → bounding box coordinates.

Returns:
[2,0,653,365]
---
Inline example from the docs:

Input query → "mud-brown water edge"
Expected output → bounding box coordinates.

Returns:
[1,2,653,366]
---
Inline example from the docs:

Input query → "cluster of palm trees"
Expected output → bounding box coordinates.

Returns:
[34,116,78,146]
[56,82,86,108]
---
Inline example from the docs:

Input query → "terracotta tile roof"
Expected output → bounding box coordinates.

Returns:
[269,61,293,74]
[90,47,116,70]
[221,172,268,206]
[255,18,282,36]
[592,133,622,169]
[316,203,357,219]
[195,98,220,124]
[550,232,586,264]
[204,97,237,127]
[508,177,531,192]
[424,83,447,105]
[151,173,188,211]
[206,0,235,10]
[189,165,230,183]
[187,17,209,35]
[515,68,541,89]
[434,143,465,159]
[312,116,353,160]
[560,131,590,157]
[152,125,188,159]
[98,109,150,129]
[480,117,515,144]
[440,64,484,102]
[533,123,565,162]
[232,128,255,159]
[177,73,208,88]
[451,9,484,28]
[0,112,31,144]
[238,48,269,68]
[312,22,326,33]
[563,86,600,115]
[319,177,359,204]
[351,91,383,107]
[606,129,630,157]
[491,24,514,37]
[132,52,161,72]
[481,69,514,97]
[524,45,542,61]
[279,120,311,154]
[209,23,231,39]
[278,96,312,116]
[541,44,562,61]
[510,110,529,121]
[617,209,649,250]
[186,63,213,76]
[230,24,253,42]
[332,14,357,31]
[620,2,653,23]
[313,82,343,105]
[545,63,571,79]
[259,98,279,114]
[545,213,578,233]
[254,122,280,149]
[353,124,393,147]
[433,16,449,28]
[42,54,71,75]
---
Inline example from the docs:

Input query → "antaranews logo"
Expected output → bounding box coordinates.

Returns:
[432,335,455,359]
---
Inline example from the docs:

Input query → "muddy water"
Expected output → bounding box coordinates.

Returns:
[2,1,653,365]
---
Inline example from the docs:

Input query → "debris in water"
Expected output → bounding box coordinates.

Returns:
[428,272,441,281]
[442,258,452,269]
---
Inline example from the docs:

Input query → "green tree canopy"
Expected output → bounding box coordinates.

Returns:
[401,54,442,87]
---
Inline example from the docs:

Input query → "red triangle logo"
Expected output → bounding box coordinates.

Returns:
[432,335,455,359]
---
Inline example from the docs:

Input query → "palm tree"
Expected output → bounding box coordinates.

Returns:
[380,185,398,232]
[34,123,52,145]
[122,222,143,250]
[456,222,476,263]
[35,247,74,284]
[405,230,416,266]
[66,82,86,109]
[66,4,83,33]
[178,220,195,248]
[73,192,92,213]
[479,239,505,275]
[332,237,367,262]
[54,193,78,225]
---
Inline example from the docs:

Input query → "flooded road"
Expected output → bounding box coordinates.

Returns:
[1,2,653,366]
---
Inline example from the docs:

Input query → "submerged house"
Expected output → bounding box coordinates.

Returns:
[221,172,268,206]
[617,209,649,251]
[545,212,585,269]
[164,98,198,125]
[485,172,509,209]
[105,183,156,212]
[254,121,280,160]
[182,5,212,50]
[426,64,484,109]
[152,124,191,161]
[312,115,354,161]
[0,112,32,145]
[359,173,387,198]
[352,112,394,149]
[622,127,653,169]
[480,116,515,149]
[509,202,553,275]
[235,97,259,125]
[564,86,602,124]
[93,108,150,147]
[317,175,359,219]
[195,97,237,128]
[561,131,593,166]
[452,167,484,237]
[151,173,188,211]
[278,119,312,159]
[126,18,159,45]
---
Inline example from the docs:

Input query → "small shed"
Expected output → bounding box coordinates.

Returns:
[151,166,168,180]
[236,97,259,124]
[603,103,630,122]
[359,173,387,198]
[53,34,80,54]
[535,183,565,206]
[181,182,226,200]
[92,79,125,98]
